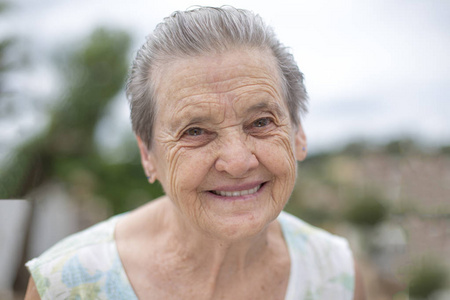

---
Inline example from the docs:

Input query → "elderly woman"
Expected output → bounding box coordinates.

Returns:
[25,6,364,300]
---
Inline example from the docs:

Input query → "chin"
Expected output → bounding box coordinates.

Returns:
[204,209,279,241]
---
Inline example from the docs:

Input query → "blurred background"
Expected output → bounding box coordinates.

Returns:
[1,0,449,299]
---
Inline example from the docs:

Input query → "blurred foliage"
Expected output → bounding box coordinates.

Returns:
[0,38,15,76]
[285,139,450,298]
[384,138,418,155]
[286,148,391,228]
[48,28,131,156]
[0,0,18,116]
[286,138,450,228]
[440,145,450,155]
[408,257,448,299]
[341,141,369,157]
[343,193,388,227]
[0,27,163,213]
[0,0,9,13]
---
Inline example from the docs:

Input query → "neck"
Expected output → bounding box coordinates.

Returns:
[117,196,290,299]
[158,197,276,282]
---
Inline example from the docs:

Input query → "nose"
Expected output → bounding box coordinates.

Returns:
[214,133,259,177]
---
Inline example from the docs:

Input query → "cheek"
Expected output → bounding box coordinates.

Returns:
[257,134,297,178]
[164,145,213,200]
[256,134,297,204]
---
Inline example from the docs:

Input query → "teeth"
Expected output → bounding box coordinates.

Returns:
[214,185,261,197]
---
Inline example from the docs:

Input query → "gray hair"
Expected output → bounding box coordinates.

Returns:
[126,6,308,148]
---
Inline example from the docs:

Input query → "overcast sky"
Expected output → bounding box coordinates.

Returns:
[1,0,450,159]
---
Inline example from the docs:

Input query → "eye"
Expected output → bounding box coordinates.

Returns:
[181,127,216,147]
[245,116,277,136]
[253,117,271,127]
[185,127,204,136]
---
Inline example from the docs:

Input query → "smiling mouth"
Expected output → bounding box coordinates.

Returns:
[210,184,263,197]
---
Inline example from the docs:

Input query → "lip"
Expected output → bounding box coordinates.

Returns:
[207,181,267,200]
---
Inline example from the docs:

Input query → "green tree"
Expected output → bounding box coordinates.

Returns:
[0,1,20,119]
[0,27,163,212]
[408,257,448,299]
[1,25,165,295]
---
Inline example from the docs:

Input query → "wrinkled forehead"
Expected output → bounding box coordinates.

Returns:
[151,48,285,111]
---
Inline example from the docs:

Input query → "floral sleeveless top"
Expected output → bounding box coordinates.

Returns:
[26,211,354,299]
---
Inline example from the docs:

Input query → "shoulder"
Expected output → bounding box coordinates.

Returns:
[27,215,120,270]
[279,211,355,299]
[278,211,351,253]
[26,214,134,300]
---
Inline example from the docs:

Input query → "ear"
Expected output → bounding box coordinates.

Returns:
[136,136,157,183]
[294,124,307,162]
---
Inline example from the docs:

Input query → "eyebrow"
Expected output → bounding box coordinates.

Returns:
[169,99,286,132]
[243,101,286,118]
[169,115,213,132]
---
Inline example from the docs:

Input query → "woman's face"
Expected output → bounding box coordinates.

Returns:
[139,49,306,240]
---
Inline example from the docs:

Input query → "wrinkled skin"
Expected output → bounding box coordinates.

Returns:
[25,48,367,300]
[139,48,307,241]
